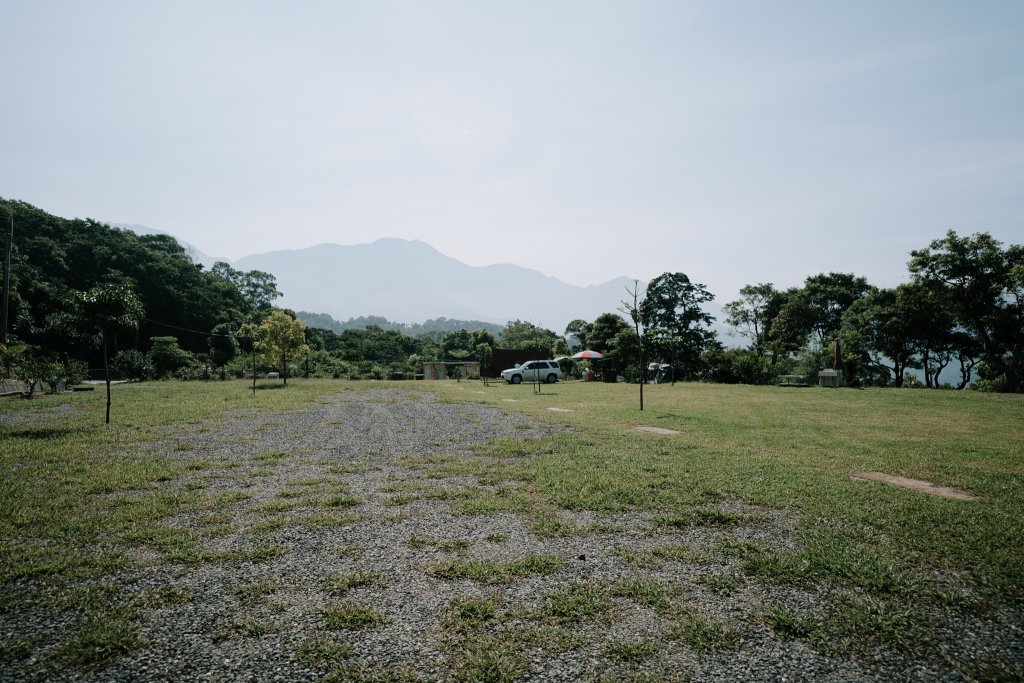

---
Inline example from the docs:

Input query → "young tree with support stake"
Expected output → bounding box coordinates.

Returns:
[619,280,647,411]
[76,283,144,424]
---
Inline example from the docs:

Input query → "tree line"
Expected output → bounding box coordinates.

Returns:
[565,231,1021,392]
[2,198,1020,394]
[0,200,560,387]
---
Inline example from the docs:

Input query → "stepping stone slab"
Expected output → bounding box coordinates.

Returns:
[851,471,978,501]
[634,426,679,435]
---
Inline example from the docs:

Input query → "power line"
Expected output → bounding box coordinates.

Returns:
[143,318,254,339]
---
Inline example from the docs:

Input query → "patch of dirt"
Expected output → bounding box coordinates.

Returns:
[851,472,979,501]
[635,426,680,435]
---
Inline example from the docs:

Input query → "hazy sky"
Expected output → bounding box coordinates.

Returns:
[2,1,1022,310]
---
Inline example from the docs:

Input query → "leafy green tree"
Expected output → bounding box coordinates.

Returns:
[211,261,282,311]
[499,320,558,355]
[440,329,474,360]
[147,336,195,378]
[113,349,152,381]
[723,283,786,361]
[76,283,144,423]
[842,285,932,387]
[909,230,1023,392]
[609,326,642,378]
[911,285,957,388]
[209,323,239,379]
[18,353,88,394]
[768,287,813,356]
[697,339,731,383]
[587,313,627,354]
[724,347,775,385]
[470,329,497,350]
[10,346,58,397]
[257,310,309,385]
[58,358,88,391]
[641,272,715,378]
[0,200,250,359]
[475,342,493,377]
[552,337,571,358]
[950,330,983,390]
[801,273,873,342]
[362,326,409,363]
[774,273,872,352]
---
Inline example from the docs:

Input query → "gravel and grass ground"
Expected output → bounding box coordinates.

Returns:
[1,379,1021,681]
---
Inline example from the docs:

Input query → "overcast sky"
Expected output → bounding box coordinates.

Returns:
[2,1,1022,310]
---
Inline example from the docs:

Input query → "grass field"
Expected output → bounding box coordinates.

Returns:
[429,380,1024,603]
[1,378,1021,680]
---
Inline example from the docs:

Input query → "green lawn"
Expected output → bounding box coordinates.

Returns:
[0,380,346,584]
[1,378,1021,677]
[429,380,1023,605]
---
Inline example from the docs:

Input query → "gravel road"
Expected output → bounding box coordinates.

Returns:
[2,388,1020,682]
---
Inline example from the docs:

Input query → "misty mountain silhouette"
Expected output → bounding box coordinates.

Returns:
[233,238,637,331]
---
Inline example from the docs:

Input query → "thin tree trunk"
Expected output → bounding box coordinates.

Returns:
[638,334,644,411]
[932,358,949,388]
[104,335,111,424]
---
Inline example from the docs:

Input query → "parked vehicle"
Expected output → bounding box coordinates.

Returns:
[500,360,562,384]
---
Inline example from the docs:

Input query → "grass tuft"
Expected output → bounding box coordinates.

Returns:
[234,578,283,606]
[324,571,383,595]
[443,594,501,633]
[611,577,673,611]
[669,610,741,652]
[653,507,744,529]
[764,606,820,639]
[539,581,614,624]
[298,636,354,666]
[407,534,471,552]
[56,611,144,670]
[604,639,658,663]
[324,600,387,630]
[428,554,564,584]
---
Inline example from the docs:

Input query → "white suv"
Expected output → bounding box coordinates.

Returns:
[500,360,562,384]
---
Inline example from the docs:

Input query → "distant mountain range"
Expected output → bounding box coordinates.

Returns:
[233,239,637,332]
[113,224,637,332]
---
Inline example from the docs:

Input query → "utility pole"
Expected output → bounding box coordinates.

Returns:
[1,208,12,348]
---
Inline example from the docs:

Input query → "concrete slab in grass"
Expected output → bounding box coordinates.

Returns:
[851,471,978,501]
[634,426,680,435]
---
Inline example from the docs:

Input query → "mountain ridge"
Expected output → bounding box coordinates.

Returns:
[112,225,637,331]
[233,238,637,331]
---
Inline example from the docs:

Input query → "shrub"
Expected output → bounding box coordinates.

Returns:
[113,349,153,381]
[146,336,196,378]
[11,347,57,397]
[10,347,87,396]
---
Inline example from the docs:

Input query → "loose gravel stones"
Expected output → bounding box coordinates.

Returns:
[2,389,1020,682]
